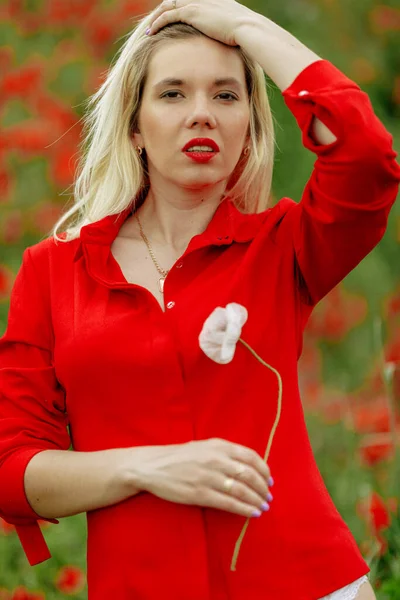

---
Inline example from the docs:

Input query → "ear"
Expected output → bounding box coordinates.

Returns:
[131,128,144,149]
[130,114,144,148]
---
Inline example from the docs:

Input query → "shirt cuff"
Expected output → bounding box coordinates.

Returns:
[281,60,361,154]
[0,447,58,565]
[0,447,56,519]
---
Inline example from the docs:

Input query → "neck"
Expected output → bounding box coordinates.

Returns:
[135,184,227,253]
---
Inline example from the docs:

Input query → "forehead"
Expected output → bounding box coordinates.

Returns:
[146,37,246,85]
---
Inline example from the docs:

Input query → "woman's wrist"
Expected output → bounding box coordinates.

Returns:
[118,446,148,495]
[234,13,322,91]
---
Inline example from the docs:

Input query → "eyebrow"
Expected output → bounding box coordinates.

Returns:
[153,77,243,90]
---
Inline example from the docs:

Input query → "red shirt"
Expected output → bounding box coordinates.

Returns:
[1,60,399,600]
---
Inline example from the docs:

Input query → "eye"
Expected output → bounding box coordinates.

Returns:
[161,91,183,99]
[217,92,238,101]
[160,91,239,101]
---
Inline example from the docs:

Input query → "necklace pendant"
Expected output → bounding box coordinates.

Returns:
[158,277,165,293]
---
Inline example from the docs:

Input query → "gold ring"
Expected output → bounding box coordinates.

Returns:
[223,477,234,493]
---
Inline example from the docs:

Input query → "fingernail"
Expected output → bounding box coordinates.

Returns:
[268,476,274,487]
[261,502,270,511]
[267,492,273,502]
[252,509,262,517]
[145,28,151,35]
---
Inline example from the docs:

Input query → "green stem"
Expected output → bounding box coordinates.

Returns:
[230,338,283,572]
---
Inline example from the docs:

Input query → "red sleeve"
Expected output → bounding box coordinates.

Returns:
[281,59,400,305]
[0,246,71,565]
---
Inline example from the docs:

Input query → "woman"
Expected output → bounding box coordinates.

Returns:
[0,0,399,598]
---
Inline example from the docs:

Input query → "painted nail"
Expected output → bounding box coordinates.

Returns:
[145,28,151,35]
[261,502,270,511]
[251,509,262,517]
[268,476,274,487]
[267,492,273,502]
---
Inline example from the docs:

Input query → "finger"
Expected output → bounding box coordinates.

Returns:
[228,442,272,482]
[148,0,175,27]
[147,3,188,35]
[207,489,265,518]
[223,478,270,512]
[209,471,269,513]
[230,462,272,504]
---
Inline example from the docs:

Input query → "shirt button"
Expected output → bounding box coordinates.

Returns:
[298,90,309,97]
[166,301,175,309]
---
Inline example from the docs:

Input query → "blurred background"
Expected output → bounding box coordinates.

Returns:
[0,0,399,598]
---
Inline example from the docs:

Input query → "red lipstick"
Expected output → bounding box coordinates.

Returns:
[182,137,220,163]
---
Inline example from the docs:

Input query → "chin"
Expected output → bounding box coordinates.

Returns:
[177,173,229,190]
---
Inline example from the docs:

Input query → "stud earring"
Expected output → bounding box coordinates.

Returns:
[136,146,143,156]
[243,146,250,156]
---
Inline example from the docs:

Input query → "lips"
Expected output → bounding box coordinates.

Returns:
[182,138,220,152]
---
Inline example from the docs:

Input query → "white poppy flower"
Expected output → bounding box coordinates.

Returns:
[199,302,284,572]
[199,303,248,364]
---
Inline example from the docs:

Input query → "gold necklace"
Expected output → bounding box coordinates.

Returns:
[135,212,169,294]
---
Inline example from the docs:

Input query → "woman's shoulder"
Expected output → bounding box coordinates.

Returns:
[253,196,298,231]
[26,233,81,270]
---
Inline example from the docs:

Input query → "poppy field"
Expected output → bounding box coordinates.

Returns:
[0,0,399,598]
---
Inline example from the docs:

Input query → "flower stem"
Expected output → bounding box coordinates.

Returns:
[230,338,283,571]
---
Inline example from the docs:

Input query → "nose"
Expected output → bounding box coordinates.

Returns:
[184,97,217,129]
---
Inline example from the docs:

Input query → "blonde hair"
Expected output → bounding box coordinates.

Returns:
[52,12,276,243]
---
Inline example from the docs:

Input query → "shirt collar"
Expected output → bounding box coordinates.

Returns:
[73,196,271,262]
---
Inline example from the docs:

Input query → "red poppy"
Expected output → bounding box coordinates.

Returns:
[3,123,54,154]
[356,492,396,555]
[85,16,117,57]
[306,288,367,340]
[0,266,14,299]
[11,587,44,600]
[118,0,153,20]
[369,6,400,33]
[385,335,400,363]
[392,362,400,405]
[35,93,78,134]
[0,167,11,199]
[386,291,400,317]
[359,433,396,466]
[55,566,86,595]
[352,397,392,434]
[46,0,96,23]
[50,145,79,186]
[6,0,23,19]
[1,66,42,98]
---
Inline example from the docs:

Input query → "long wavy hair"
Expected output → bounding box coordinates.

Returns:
[52,11,276,243]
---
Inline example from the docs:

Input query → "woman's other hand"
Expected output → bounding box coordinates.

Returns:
[146,0,255,47]
[124,438,274,518]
